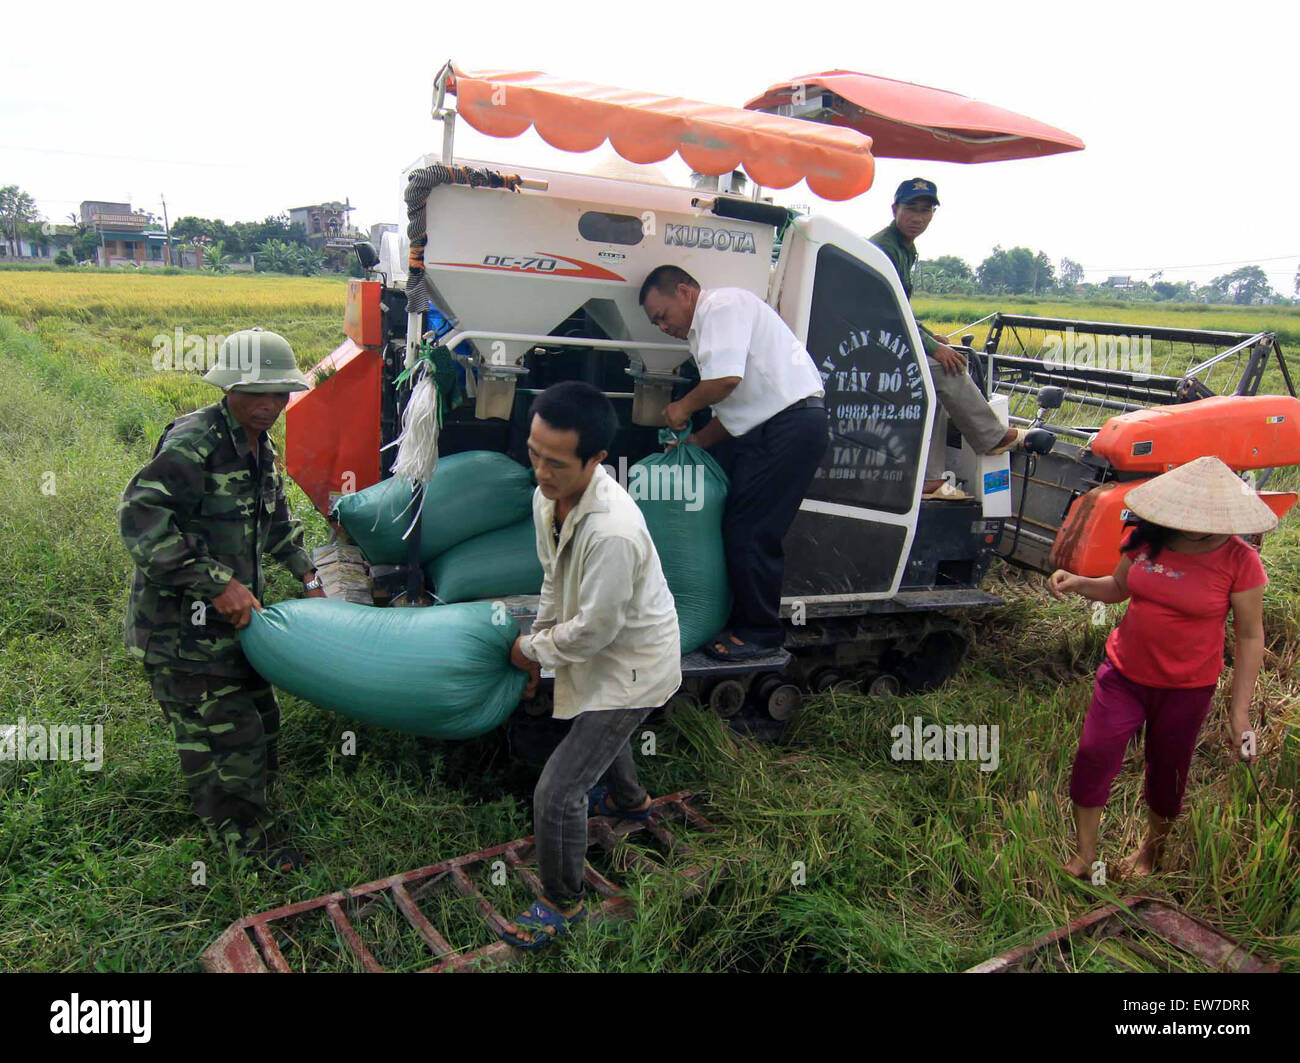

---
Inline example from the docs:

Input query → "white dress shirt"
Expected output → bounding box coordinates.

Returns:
[687,287,824,436]
[520,463,682,719]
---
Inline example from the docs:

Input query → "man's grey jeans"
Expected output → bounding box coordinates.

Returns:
[534,702,660,909]
[926,354,1009,481]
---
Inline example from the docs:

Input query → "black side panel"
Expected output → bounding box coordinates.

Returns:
[783,510,906,595]
[782,242,929,597]
[901,504,1001,590]
[803,243,930,514]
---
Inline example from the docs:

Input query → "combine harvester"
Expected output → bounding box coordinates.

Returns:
[286,62,1298,727]
[208,62,1299,974]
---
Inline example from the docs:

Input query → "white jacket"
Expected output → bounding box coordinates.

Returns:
[520,463,681,719]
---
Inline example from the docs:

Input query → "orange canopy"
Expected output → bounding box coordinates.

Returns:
[446,64,875,201]
[745,71,1085,164]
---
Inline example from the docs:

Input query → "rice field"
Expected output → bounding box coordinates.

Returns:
[0,267,347,322]
[914,294,1300,348]
[0,271,1295,973]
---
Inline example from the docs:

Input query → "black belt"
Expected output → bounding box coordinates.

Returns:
[781,395,825,413]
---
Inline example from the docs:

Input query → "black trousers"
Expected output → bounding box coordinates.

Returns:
[721,406,829,648]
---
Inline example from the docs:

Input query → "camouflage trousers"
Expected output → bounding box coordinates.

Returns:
[145,666,280,853]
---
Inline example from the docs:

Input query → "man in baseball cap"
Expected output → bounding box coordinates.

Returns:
[120,328,321,873]
[871,179,1053,498]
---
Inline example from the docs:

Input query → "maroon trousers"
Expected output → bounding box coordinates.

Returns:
[1069,657,1216,818]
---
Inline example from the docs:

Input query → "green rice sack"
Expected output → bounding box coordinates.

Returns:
[331,451,534,565]
[425,518,544,604]
[239,599,526,739]
[632,441,731,653]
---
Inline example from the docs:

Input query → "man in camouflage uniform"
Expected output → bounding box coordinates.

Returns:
[870,178,1053,498]
[119,328,323,870]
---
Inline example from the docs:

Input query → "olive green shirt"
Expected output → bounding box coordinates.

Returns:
[868,222,941,357]
[119,398,312,676]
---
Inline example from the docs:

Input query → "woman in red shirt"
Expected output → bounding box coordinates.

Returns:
[1049,456,1274,879]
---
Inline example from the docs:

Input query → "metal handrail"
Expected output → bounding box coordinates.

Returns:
[438,329,691,364]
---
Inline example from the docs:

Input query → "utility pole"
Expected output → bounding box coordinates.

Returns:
[161,193,175,268]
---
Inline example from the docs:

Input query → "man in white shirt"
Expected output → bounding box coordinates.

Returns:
[640,265,829,660]
[503,381,682,950]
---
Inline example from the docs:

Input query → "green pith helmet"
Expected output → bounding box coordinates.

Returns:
[202,328,311,393]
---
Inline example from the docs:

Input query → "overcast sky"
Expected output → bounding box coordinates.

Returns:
[4,0,1295,291]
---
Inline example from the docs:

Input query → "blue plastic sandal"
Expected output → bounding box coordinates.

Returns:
[501,898,587,950]
[588,785,653,821]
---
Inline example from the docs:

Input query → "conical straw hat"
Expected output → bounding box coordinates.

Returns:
[1124,456,1278,535]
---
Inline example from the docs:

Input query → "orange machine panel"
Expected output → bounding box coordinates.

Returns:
[286,339,382,515]
[1050,480,1148,577]
[1260,491,1299,522]
[344,279,384,349]
[1051,482,1297,577]
[1089,395,1300,474]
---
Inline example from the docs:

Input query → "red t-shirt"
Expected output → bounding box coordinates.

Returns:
[1106,531,1267,688]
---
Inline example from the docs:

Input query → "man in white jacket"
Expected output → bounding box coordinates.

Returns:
[503,381,682,949]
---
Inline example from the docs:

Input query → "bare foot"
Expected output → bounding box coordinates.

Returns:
[1119,843,1159,878]
[923,479,945,494]
[1061,854,1093,880]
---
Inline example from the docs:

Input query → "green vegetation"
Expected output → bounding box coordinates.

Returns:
[916,244,1290,307]
[0,276,1295,972]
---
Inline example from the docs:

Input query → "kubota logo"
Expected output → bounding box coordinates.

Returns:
[663,224,757,254]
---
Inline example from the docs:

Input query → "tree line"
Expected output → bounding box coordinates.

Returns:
[914,245,1289,305]
[2,181,1291,299]
[0,183,331,275]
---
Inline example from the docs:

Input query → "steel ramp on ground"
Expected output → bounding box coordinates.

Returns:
[967,894,1280,973]
[201,791,713,973]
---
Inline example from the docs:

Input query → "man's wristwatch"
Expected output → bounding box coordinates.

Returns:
[304,575,324,591]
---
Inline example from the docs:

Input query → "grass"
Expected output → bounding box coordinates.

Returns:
[0,276,1296,973]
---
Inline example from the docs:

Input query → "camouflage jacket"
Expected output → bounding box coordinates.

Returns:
[119,398,313,676]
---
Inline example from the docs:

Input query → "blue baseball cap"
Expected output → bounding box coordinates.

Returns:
[894,178,939,206]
